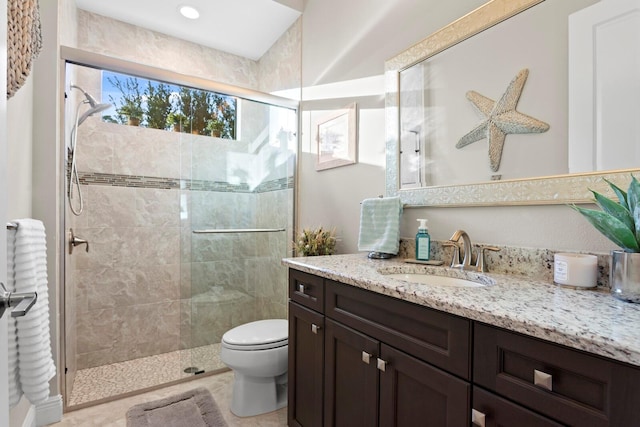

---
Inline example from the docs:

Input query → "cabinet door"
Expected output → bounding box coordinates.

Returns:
[379,344,470,427]
[472,386,565,427]
[324,319,379,427]
[288,302,325,427]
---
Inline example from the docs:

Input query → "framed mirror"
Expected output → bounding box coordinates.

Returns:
[385,0,640,206]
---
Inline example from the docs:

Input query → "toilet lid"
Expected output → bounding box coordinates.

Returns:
[222,319,288,350]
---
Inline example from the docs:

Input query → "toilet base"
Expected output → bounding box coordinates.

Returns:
[230,372,287,417]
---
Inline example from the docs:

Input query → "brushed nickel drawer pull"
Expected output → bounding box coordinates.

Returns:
[377,358,387,372]
[298,284,305,294]
[471,409,486,427]
[362,351,371,364]
[311,323,321,334]
[534,369,553,391]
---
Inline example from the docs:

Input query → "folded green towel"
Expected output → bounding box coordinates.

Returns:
[358,196,403,255]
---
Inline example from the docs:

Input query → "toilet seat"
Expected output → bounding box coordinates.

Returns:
[222,319,288,351]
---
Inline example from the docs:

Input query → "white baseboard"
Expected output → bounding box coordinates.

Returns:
[35,395,63,427]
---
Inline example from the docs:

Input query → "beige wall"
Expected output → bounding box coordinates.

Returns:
[299,0,619,255]
[7,77,33,219]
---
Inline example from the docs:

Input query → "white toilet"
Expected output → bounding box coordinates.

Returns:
[220,319,288,417]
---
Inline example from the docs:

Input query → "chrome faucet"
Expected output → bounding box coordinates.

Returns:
[449,230,474,271]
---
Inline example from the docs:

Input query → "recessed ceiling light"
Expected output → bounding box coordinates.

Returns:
[179,5,200,19]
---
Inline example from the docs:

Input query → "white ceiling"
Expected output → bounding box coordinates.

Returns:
[75,0,304,60]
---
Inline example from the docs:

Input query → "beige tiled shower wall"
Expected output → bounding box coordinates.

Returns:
[71,182,182,369]
[70,98,294,370]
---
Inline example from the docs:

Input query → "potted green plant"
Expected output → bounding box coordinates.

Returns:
[571,175,640,302]
[190,90,210,135]
[210,94,236,139]
[167,112,187,132]
[294,227,337,256]
[118,103,144,126]
[108,76,144,126]
[144,82,172,129]
[206,118,225,137]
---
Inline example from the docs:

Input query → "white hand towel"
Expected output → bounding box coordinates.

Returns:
[357,197,403,255]
[8,219,56,406]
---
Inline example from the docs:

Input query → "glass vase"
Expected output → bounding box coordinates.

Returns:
[610,250,640,303]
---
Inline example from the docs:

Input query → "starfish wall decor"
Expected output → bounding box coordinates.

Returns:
[456,68,549,172]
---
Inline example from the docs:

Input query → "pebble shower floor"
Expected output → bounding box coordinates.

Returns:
[68,343,225,406]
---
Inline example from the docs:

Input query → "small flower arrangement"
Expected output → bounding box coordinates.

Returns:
[571,175,640,252]
[294,227,337,256]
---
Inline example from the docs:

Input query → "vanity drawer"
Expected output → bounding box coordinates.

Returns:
[474,323,640,426]
[289,270,324,313]
[325,280,471,379]
[472,386,564,427]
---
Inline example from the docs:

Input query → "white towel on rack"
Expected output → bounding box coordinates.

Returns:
[8,219,56,406]
[7,226,21,407]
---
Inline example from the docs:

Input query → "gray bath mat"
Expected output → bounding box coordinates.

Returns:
[126,387,228,427]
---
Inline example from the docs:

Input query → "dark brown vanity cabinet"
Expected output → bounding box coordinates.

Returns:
[289,268,640,426]
[324,280,471,426]
[288,269,471,427]
[324,319,470,426]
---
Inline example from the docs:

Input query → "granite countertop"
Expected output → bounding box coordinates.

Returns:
[282,253,640,367]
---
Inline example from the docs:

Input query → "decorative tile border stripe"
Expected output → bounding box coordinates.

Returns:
[77,171,292,193]
[255,176,294,193]
[78,172,181,190]
[189,178,251,192]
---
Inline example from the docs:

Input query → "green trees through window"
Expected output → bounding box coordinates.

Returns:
[102,70,237,139]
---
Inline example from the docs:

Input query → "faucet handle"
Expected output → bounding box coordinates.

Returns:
[443,241,461,268]
[476,245,500,272]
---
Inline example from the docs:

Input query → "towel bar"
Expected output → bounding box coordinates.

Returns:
[193,228,285,234]
[0,282,37,319]
[6,222,17,230]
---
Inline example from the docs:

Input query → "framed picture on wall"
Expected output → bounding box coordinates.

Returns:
[316,102,357,171]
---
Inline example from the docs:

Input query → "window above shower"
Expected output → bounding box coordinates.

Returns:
[101,70,238,139]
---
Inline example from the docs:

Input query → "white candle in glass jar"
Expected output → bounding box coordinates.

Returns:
[554,253,598,288]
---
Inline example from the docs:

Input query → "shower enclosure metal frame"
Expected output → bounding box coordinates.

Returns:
[58,46,299,410]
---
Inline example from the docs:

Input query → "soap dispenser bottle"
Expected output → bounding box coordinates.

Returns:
[415,219,431,261]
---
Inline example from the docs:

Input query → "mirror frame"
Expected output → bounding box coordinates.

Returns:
[385,0,639,207]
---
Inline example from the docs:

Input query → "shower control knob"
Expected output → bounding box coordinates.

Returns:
[69,228,90,254]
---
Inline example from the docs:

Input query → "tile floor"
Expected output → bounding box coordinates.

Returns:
[68,343,226,406]
[52,370,287,426]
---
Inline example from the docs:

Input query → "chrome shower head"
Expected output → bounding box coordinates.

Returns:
[77,102,111,126]
[70,84,111,126]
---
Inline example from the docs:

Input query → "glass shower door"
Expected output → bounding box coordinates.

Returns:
[62,59,298,407]
[183,98,297,375]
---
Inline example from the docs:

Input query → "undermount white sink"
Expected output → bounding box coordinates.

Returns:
[384,273,490,288]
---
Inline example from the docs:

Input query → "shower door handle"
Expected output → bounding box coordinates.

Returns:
[69,228,89,254]
[0,282,38,319]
